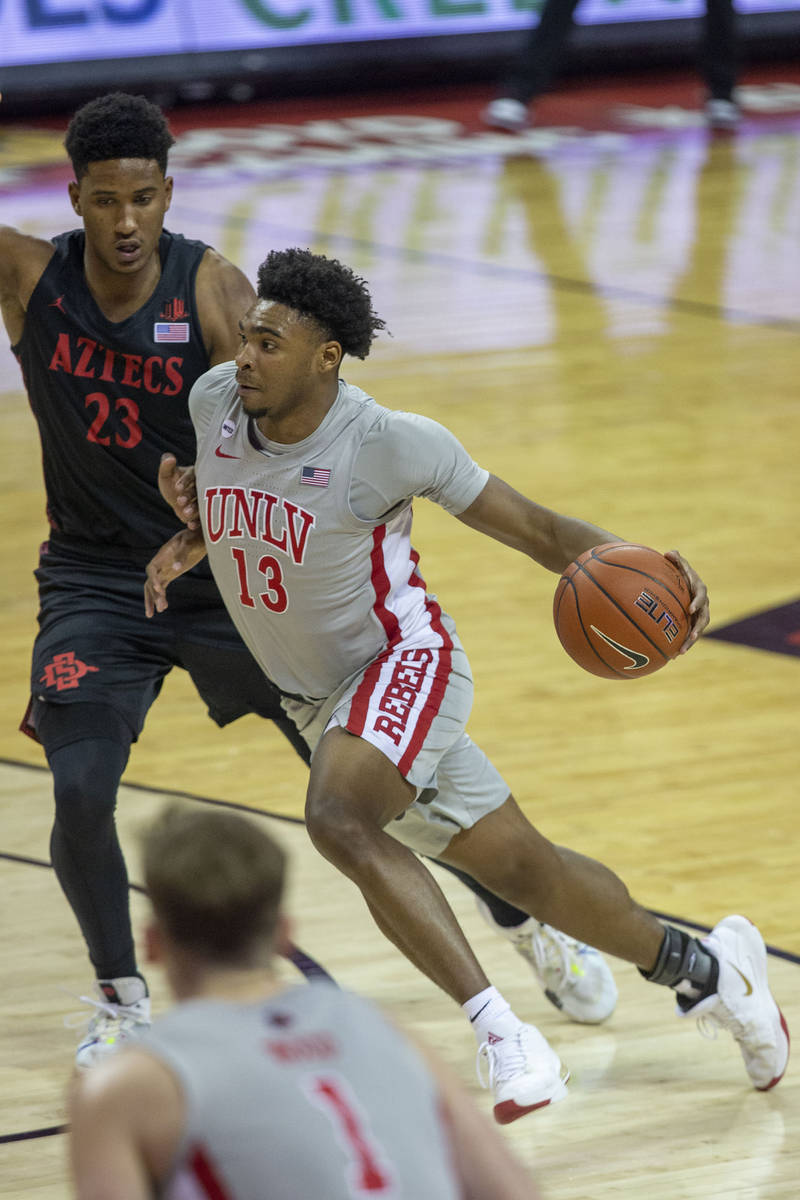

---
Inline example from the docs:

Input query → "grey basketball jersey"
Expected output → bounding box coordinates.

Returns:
[190,362,487,701]
[141,983,462,1199]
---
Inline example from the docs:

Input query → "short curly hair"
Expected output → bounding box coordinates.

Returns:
[256,248,386,360]
[65,92,175,180]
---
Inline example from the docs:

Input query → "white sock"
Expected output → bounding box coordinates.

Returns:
[462,986,521,1044]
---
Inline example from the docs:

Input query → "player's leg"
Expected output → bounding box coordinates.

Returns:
[29,547,175,1063]
[34,700,152,1066]
[305,726,569,1123]
[701,0,739,127]
[483,0,582,130]
[185,629,612,1019]
[440,794,789,1091]
[440,794,663,962]
[307,727,489,1000]
[430,858,617,1024]
[37,702,136,978]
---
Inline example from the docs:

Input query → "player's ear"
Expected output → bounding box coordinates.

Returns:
[163,175,173,212]
[68,181,81,216]
[319,340,342,374]
[274,912,293,959]
[144,919,165,964]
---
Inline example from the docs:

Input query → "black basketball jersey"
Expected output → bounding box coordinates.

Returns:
[13,229,212,561]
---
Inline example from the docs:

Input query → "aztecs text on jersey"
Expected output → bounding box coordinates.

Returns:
[14,230,211,554]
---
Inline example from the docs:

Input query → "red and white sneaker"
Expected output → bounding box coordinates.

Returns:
[678,915,789,1091]
[478,1023,569,1124]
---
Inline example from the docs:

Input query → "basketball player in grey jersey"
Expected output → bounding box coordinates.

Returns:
[69,804,538,1200]
[145,249,788,1121]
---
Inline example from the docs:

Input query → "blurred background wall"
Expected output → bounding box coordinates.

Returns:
[2,0,798,117]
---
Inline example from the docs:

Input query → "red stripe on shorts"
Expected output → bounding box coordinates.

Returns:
[190,1145,233,1200]
[348,526,401,737]
[397,592,454,776]
[349,532,454,763]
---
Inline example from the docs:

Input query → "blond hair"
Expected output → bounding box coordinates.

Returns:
[142,805,286,965]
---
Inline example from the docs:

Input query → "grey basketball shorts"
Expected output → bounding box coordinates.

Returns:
[283,634,511,856]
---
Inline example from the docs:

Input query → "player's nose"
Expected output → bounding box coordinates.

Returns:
[115,205,138,235]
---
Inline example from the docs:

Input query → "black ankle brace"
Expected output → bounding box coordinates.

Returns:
[639,925,719,997]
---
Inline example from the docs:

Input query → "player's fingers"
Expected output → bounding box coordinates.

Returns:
[175,469,197,502]
[666,549,709,648]
[144,560,173,615]
[144,579,164,618]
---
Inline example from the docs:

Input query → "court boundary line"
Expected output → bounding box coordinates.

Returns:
[3,754,797,966]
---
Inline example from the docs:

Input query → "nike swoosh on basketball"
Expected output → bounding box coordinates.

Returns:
[590,626,650,670]
[215,445,239,459]
[731,964,754,996]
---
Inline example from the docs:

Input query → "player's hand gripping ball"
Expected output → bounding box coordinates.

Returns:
[553,543,691,680]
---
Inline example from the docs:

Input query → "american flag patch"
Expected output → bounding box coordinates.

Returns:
[301,466,331,488]
[154,322,190,343]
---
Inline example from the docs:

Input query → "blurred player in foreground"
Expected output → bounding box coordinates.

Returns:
[68,804,539,1200]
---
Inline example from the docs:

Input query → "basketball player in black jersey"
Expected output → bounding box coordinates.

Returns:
[0,92,616,1066]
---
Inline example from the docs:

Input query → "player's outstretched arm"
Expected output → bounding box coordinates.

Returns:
[144,528,207,617]
[195,249,257,366]
[457,473,621,574]
[457,475,709,643]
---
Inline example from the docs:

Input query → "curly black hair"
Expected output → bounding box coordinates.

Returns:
[64,92,175,180]
[256,248,386,360]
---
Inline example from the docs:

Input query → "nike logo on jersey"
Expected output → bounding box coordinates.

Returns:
[732,964,754,996]
[590,627,650,670]
[215,445,240,459]
[49,295,66,313]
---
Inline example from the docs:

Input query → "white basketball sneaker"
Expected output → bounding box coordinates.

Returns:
[74,976,151,1069]
[478,1022,569,1124]
[677,915,789,1091]
[704,97,740,130]
[476,899,618,1024]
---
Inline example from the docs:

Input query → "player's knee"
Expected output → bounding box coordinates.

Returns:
[49,741,126,840]
[304,792,375,871]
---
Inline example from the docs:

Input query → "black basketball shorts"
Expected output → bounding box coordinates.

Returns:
[27,539,286,744]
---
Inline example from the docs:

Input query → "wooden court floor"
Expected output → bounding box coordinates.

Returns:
[0,71,798,1197]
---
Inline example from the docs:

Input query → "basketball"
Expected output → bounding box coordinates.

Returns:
[553,542,692,680]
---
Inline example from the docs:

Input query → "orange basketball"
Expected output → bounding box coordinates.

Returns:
[553,543,692,680]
